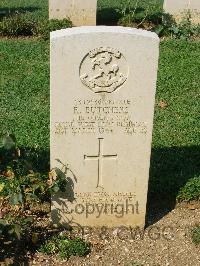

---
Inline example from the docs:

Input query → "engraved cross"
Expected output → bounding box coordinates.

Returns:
[84,138,117,188]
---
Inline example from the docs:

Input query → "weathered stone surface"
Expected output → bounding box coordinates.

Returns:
[164,0,200,24]
[49,0,97,26]
[50,27,159,228]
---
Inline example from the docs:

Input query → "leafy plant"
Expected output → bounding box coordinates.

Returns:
[153,13,175,37]
[38,18,72,40]
[39,234,91,260]
[191,226,200,245]
[0,215,33,240]
[155,11,200,39]
[115,0,164,30]
[170,12,200,40]
[0,133,67,240]
[0,134,66,205]
[0,13,37,36]
[117,0,150,27]
[177,177,200,202]
[0,12,72,38]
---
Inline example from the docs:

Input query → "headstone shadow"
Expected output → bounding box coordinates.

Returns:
[51,160,78,228]
[54,161,77,203]
[0,6,40,20]
[97,7,122,25]
[97,6,176,27]
[146,145,200,226]
[97,7,147,26]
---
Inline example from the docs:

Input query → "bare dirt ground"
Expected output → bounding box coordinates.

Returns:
[27,203,200,266]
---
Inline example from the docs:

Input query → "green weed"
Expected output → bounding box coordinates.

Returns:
[0,13,72,38]
[156,12,200,40]
[39,235,91,260]
[0,134,67,240]
[177,177,200,202]
[38,19,72,40]
[191,226,200,245]
[0,13,37,36]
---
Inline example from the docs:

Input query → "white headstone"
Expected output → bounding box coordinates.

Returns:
[50,26,159,228]
[164,0,200,24]
[49,0,97,26]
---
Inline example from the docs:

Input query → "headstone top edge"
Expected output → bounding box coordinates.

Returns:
[50,26,159,41]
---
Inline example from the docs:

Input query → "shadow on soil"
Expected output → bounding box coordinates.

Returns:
[97,7,121,25]
[146,145,200,226]
[0,6,40,20]
[0,226,52,265]
[97,7,166,26]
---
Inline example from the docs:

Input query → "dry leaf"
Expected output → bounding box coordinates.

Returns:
[0,209,4,218]
[187,203,197,210]
[32,232,39,244]
[47,169,58,186]
[159,100,168,109]
[5,169,15,178]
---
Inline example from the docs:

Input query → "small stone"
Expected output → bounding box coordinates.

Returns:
[113,228,120,236]
[95,255,102,260]
[187,204,197,210]
[124,247,129,253]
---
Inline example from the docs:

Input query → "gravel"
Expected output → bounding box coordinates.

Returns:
[29,203,200,266]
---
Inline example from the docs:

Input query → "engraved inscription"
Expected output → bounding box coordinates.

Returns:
[75,192,136,204]
[67,9,96,21]
[54,98,148,136]
[80,47,128,93]
[84,138,117,188]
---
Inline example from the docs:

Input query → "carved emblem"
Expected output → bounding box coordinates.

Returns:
[80,47,128,93]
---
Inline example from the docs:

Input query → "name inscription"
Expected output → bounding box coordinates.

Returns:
[54,98,147,136]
